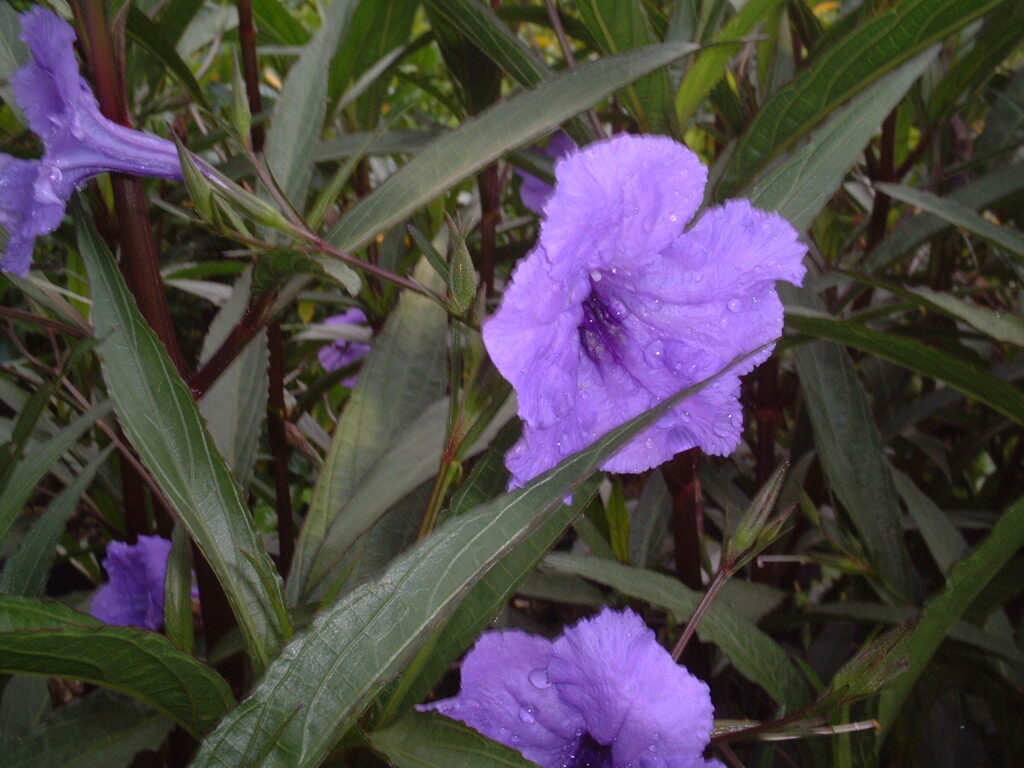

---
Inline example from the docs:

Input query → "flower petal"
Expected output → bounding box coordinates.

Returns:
[540,134,706,282]
[548,609,715,768]
[13,7,83,145]
[90,535,172,630]
[418,630,584,767]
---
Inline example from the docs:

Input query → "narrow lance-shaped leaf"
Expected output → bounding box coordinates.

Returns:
[877,494,1024,738]
[0,596,234,737]
[786,309,1024,425]
[327,42,700,254]
[716,0,1001,197]
[78,211,290,673]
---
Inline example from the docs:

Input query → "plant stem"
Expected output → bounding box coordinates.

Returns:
[671,567,729,661]
[74,0,186,378]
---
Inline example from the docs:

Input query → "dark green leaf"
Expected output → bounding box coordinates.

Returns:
[79,212,290,673]
[0,597,234,737]
[369,712,537,768]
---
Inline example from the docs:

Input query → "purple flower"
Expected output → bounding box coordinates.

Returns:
[318,308,372,386]
[0,8,183,275]
[517,132,577,215]
[420,607,723,768]
[90,535,174,630]
[483,134,806,488]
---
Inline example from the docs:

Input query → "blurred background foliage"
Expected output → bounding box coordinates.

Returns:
[0,0,1022,766]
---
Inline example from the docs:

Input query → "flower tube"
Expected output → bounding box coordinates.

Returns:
[483,134,807,488]
[0,8,183,275]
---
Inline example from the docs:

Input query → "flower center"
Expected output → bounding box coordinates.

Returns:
[564,732,614,768]
[579,282,628,365]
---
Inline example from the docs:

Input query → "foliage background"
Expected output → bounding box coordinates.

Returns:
[0,0,1022,766]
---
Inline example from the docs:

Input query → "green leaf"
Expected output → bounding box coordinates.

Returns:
[545,553,810,710]
[841,272,1024,347]
[265,0,358,207]
[892,471,967,577]
[786,309,1024,425]
[78,213,290,673]
[875,182,1024,264]
[126,6,208,108]
[748,51,937,230]
[369,712,537,768]
[327,42,700,253]
[628,473,671,568]
[576,0,674,132]
[0,597,234,737]
[779,285,916,600]
[419,0,549,90]
[189,348,758,768]
[0,447,113,597]
[904,286,1024,348]
[251,0,310,46]
[6,691,173,768]
[877,494,1024,737]
[674,0,785,125]
[866,161,1024,270]
[375,478,596,726]
[0,399,113,547]
[287,263,448,605]
[716,0,1002,196]
[198,269,268,490]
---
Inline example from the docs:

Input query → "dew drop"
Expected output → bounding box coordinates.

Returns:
[727,299,741,312]
[693,273,703,283]
[668,213,678,222]
[528,668,551,689]
[518,706,536,724]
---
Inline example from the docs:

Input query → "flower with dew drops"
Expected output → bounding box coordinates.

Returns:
[0,8,184,275]
[482,134,806,489]
[419,607,724,768]
[90,535,177,631]
[317,308,372,387]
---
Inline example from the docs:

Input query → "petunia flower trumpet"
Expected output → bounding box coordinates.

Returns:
[419,607,724,768]
[483,134,807,488]
[0,8,184,275]
[90,535,177,631]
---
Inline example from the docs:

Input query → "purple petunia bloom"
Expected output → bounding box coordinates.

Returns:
[517,132,577,215]
[318,308,372,387]
[420,607,723,768]
[0,8,183,275]
[90,535,174,631]
[483,134,806,488]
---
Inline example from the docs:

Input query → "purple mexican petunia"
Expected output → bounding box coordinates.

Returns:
[483,134,806,488]
[90,535,174,630]
[517,132,576,215]
[419,607,723,768]
[318,308,372,387]
[0,8,183,276]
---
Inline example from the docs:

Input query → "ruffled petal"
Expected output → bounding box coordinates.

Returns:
[13,7,83,145]
[418,630,584,768]
[90,535,172,630]
[548,609,715,768]
[540,134,706,282]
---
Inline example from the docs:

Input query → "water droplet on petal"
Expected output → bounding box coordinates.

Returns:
[590,269,602,282]
[727,299,741,312]
[528,668,551,689]
[668,213,678,222]
[518,706,536,724]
